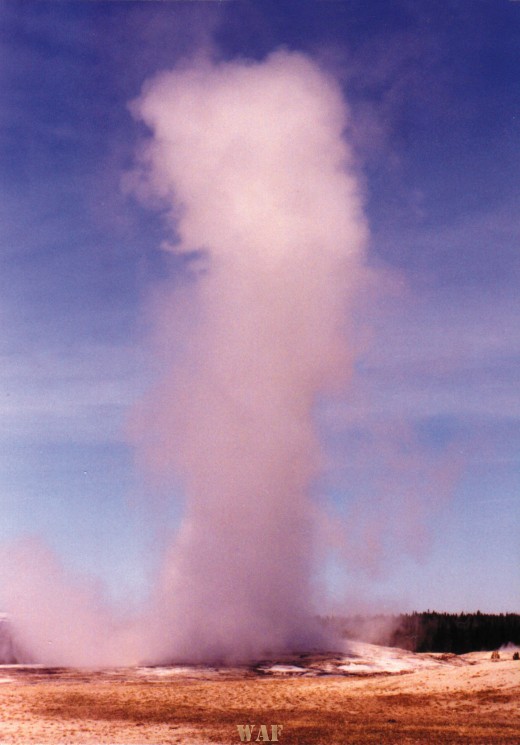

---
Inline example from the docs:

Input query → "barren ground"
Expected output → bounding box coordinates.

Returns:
[0,645,519,744]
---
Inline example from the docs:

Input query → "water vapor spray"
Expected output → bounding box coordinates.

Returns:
[130,50,368,662]
[0,51,368,666]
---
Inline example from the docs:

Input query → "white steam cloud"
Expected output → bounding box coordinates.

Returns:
[0,50,368,665]
[129,50,368,663]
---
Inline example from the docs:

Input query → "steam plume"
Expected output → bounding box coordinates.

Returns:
[0,537,140,666]
[130,51,367,662]
[0,51,368,666]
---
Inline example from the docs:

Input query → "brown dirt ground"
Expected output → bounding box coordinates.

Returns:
[0,655,519,744]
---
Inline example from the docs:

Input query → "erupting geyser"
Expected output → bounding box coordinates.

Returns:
[0,50,368,667]
[130,50,368,663]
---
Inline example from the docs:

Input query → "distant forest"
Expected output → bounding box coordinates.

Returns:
[325,612,520,654]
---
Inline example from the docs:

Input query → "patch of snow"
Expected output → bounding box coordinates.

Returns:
[261,665,307,674]
[137,666,201,676]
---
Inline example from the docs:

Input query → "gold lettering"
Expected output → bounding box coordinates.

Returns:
[237,725,256,742]
[256,724,270,741]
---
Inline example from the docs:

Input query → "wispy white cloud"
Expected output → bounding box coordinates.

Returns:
[0,344,148,443]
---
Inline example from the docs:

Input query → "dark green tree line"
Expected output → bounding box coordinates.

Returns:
[323,612,520,653]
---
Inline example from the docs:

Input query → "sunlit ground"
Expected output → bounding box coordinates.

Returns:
[0,644,519,744]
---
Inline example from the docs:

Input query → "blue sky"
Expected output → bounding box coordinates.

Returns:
[1,0,519,614]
